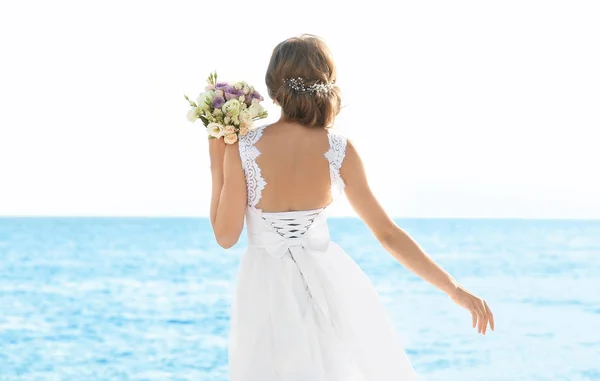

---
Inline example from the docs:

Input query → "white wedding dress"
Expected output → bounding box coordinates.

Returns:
[229,125,419,381]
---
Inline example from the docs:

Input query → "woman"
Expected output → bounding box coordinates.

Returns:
[208,34,494,381]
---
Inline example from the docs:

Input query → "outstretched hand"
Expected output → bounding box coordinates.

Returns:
[449,286,495,335]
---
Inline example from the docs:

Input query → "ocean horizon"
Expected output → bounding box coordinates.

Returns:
[1,217,599,380]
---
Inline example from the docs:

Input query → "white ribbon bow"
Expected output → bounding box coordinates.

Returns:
[248,226,332,320]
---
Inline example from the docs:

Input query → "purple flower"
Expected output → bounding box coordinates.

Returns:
[224,85,243,100]
[248,90,264,103]
[212,96,225,109]
[215,82,228,90]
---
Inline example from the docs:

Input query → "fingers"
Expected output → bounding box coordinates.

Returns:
[471,300,484,334]
[484,300,495,331]
[470,309,477,329]
[478,300,489,334]
[470,298,491,335]
[457,288,494,335]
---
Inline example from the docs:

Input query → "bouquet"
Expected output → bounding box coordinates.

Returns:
[185,72,268,144]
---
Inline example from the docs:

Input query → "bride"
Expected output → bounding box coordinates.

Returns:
[207,34,494,381]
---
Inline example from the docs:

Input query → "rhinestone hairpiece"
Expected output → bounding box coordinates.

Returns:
[283,77,334,94]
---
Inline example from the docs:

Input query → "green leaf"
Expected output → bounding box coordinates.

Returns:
[199,115,209,126]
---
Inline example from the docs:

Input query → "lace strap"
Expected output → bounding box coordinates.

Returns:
[324,130,347,196]
[239,125,267,208]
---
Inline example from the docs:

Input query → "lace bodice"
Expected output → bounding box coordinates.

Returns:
[238,125,347,209]
[325,131,347,196]
[238,125,267,208]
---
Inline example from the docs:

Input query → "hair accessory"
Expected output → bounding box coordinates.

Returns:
[283,77,334,94]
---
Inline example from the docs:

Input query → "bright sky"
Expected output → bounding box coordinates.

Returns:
[1,1,599,218]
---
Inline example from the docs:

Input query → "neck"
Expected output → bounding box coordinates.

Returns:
[278,109,290,123]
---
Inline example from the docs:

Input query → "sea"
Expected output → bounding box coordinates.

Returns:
[1,217,599,381]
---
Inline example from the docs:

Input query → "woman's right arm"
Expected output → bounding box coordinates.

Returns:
[341,139,494,335]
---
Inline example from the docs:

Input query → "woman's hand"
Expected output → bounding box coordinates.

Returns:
[449,286,495,335]
[209,137,227,171]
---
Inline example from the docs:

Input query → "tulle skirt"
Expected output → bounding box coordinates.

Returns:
[228,240,418,381]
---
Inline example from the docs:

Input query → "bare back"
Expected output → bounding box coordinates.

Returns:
[239,121,346,213]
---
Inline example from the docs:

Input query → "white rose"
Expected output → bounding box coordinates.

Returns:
[197,91,214,105]
[222,99,241,116]
[206,122,224,138]
[223,125,236,135]
[248,103,264,118]
[239,109,253,126]
[224,133,238,144]
[196,91,214,111]
[197,101,210,112]
[186,107,198,122]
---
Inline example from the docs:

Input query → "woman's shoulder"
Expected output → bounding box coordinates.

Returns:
[325,127,349,151]
[325,126,351,144]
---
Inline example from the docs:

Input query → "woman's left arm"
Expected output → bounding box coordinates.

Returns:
[209,138,247,248]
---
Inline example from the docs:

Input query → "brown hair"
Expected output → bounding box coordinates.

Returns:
[265,34,342,128]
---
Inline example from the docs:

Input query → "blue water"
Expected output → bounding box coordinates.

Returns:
[1,218,599,381]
